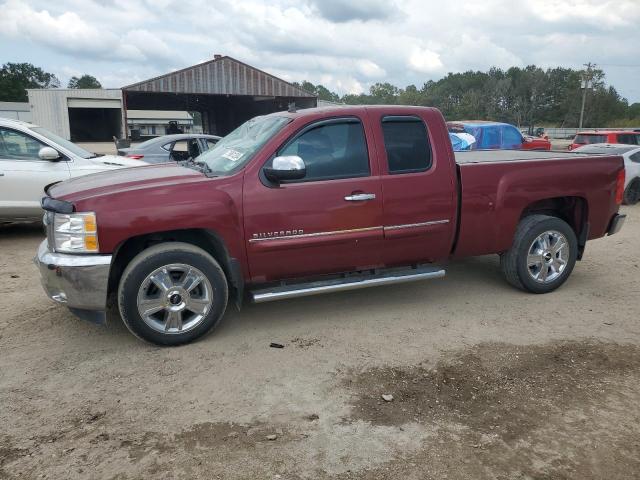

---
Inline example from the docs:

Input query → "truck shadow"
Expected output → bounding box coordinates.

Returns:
[216,255,512,338]
[0,222,44,239]
[101,255,513,345]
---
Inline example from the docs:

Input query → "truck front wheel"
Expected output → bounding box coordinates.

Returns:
[500,215,578,294]
[118,242,228,346]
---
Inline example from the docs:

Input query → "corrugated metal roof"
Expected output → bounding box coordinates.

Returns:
[122,56,315,98]
[127,110,193,120]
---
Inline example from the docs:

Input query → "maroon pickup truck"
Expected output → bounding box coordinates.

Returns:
[36,106,626,345]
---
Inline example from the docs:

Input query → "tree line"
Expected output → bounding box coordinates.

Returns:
[2,62,637,128]
[294,65,640,128]
[0,63,101,102]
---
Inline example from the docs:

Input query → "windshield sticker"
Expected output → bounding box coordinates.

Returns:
[221,149,244,162]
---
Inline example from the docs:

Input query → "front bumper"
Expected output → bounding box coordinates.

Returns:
[35,240,112,324]
[607,213,626,236]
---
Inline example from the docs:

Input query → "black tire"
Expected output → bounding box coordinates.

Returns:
[623,179,640,205]
[118,242,228,346]
[500,214,578,294]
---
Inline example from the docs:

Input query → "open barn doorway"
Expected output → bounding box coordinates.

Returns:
[68,107,122,142]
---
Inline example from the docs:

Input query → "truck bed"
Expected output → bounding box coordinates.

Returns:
[453,150,624,259]
[455,149,591,164]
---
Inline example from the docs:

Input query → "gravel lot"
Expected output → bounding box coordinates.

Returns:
[1,206,639,479]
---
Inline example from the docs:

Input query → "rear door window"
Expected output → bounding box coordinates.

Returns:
[575,134,607,144]
[381,116,432,174]
[170,139,200,161]
[617,134,639,145]
[277,119,370,182]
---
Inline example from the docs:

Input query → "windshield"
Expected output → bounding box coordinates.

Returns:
[197,116,290,175]
[30,126,95,159]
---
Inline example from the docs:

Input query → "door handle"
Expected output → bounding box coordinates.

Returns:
[0,173,4,176]
[344,193,376,201]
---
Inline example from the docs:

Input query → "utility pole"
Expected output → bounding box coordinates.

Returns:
[579,62,595,129]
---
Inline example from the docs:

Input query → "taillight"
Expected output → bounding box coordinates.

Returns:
[126,154,144,160]
[615,169,625,205]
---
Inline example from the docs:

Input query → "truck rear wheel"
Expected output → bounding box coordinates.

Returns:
[118,242,228,346]
[500,215,577,294]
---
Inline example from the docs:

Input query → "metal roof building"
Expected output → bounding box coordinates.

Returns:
[27,56,317,141]
[122,55,317,136]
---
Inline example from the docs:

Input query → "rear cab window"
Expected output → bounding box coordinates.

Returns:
[381,116,432,174]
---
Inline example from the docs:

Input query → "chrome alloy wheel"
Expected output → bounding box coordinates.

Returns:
[136,263,213,334]
[527,230,569,283]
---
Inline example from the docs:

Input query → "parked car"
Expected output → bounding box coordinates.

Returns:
[0,118,146,222]
[117,134,221,163]
[568,131,640,150]
[36,106,625,345]
[573,143,640,204]
[447,121,552,150]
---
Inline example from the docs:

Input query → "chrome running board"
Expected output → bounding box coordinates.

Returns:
[251,266,445,303]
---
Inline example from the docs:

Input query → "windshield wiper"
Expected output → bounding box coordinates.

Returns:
[179,158,217,176]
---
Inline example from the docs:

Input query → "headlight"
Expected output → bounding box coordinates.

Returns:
[53,212,99,253]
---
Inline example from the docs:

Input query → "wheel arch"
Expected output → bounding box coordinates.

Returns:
[519,196,589,259]
[108,228,244,307]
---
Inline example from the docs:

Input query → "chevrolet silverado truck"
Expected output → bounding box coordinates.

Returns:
[36,106,627,345]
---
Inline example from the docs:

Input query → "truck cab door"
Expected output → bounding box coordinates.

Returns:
[370,112,457,266]
[243,115,384,282]
[0,127,70,220]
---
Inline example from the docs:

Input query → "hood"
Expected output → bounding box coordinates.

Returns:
[49,163,204,202]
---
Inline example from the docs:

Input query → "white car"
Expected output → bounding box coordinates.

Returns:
[0,118,146,222]
[574,143,640,205]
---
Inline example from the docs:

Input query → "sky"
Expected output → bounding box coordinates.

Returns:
[1,0,639,103]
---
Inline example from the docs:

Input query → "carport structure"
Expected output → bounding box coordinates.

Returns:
[122,55,317,137]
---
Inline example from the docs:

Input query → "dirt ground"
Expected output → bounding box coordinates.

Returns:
[1,207,639,480]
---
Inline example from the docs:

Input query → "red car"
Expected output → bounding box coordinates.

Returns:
[569,131,640,150]
[37,106,625,345]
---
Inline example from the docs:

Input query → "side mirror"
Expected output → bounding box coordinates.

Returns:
[39,146,61,161]
[264,155,306,183]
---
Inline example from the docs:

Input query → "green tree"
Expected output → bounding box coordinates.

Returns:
[294,80,340,102]
[295,65,632,127]
[0,62,60,102]
[67,74,102,89]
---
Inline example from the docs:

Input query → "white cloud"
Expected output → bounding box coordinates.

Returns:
[356,60,386,78]
[408,48,443,74]
[0,0,638,101]
[0,0,175,63]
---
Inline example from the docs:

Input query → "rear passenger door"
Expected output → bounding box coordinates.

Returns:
[370,113,457,266]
